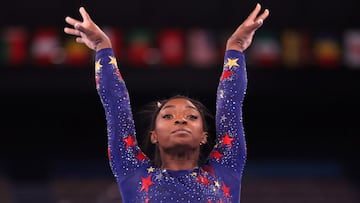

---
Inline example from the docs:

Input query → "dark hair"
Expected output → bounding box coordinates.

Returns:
[134,95,215,167]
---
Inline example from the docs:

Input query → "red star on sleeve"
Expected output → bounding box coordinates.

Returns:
[135,151,148,161]
[197,175,210,186]
[220,70,234,81]
[221,132,234,147]
[210,150,223,160]
[140,175,154,193]
[123,134,136,149]
[221,182,231,198]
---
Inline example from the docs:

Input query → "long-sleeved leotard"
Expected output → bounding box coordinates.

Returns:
[95,48,247,203]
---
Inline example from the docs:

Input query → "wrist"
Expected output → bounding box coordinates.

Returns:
[95,36,112,52]
[226,44,245,52]
[226,38,246,52]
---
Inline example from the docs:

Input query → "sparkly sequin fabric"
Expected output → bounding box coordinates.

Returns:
[95,48,247,203]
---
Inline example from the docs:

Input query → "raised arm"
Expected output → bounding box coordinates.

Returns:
[64,7,149,181]
[210,3,269,175]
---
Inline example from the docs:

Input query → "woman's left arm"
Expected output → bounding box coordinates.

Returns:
[210,4,269,175]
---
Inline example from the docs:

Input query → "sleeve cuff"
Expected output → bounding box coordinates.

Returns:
[96,48,114,61]
[225,50,244,58]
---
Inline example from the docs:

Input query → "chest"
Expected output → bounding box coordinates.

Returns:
[121,167,234,203]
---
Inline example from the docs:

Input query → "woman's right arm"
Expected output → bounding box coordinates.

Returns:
[64,7,149,181]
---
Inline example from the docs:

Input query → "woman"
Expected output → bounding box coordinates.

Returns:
[64,4,269,202]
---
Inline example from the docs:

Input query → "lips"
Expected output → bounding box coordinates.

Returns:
[171,128,191,135]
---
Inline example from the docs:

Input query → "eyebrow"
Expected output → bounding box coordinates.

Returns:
[162,104,197,110]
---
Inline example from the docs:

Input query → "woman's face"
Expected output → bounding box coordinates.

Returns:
[151,98,207,151]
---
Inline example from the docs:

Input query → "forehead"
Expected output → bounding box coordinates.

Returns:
[161,98,198,110]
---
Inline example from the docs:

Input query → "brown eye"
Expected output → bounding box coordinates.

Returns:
[187,115,198,120]
[162,114,173,119]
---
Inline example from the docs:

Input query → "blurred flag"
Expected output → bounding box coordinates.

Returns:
[126,29,158,67]
[343,29,360,69]
[104,27,123,61]
[63,37,92,67]
[313,33,341,69]
[158,28,185,67]
[218,29,233,59]
[0,27,27,66]
[186,28,218,68]
[248,31,281,68]
[281,29,311,69]
[30,28,63,66]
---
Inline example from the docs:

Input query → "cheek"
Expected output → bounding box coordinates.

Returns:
[154,119,170,138]
[191,121,205,135]
[195,118,205,129]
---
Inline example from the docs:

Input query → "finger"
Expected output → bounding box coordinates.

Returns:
[248,18,264,31]
[76,37,85,44]
[74,23,88,34]
[248,8,269,31]
[250,20,263,31]
[246,3,262,21]
[255,9,270,23]
[64,27,81,36]
[65,16,81,27]
[79,7,92,22]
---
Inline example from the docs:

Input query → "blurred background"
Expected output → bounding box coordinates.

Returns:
[1,0,360,202]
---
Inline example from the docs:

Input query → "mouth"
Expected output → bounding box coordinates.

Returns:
[171,128,191,135]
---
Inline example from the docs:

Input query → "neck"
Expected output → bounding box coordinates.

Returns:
[159,147,200,171]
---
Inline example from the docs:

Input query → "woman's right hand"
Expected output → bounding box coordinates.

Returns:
[64,7,112,51]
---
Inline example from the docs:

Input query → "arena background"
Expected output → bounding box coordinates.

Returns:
[1,0,359,202]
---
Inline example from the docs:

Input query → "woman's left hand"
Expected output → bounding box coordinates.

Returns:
[226,3,269,52]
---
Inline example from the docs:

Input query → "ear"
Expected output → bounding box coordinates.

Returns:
[150,131,157,144]
[201,132,208,144]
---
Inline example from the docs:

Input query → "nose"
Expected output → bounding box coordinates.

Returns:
[174,119,187,125]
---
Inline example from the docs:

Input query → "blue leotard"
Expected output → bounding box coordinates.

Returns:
[95,48,247,203]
